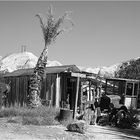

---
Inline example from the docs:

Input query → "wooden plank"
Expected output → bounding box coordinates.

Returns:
[18,77,21,106]
[20,76,24,106]
[11,77,16,105]
[11,78,15,105]
[45,75,49,101]
[60,76,64,102]
[71,73,86,78]
[9,77,13,106]
[59,75,62,107]
[7,77,12,106]
[63,76,67,101]
[16,77,19,105]
[8,77,12,106]
[47,74,51,100]
[11,77,15,106]
[24,76,29,106]
[51,74,55,106]
[3,77,7,107]
[14,77,17,105]
[53,74,57,106]
[80,81,83,113]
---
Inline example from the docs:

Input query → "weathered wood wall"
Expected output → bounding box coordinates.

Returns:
[3,73,58,107]
[41,74,57,106]
[2,73,81,110]
[4,76,30,106]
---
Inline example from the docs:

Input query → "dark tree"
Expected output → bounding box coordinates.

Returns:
[115,58,140,80]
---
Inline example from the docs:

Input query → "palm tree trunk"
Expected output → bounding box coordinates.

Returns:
[28,45,49,108]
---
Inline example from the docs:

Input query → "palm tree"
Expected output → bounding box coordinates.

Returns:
[28,6,74,108]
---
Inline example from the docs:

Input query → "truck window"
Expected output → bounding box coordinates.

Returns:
[134,83,138,96]
[126,83,133,96]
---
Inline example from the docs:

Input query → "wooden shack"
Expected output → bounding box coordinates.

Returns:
[2,65,91,109]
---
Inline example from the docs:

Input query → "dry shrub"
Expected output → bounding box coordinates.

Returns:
[0,106,20,117]
[0,105,60,126]
[117,108,140,129]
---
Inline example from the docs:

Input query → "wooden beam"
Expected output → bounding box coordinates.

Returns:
[80,81,83,114]
[71,73,86,78]
[89,80,91,101]
[73,76,80,120]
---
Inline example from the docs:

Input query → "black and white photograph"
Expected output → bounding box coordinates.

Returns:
[0,0,140,139]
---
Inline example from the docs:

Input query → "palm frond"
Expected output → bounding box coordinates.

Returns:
[54,11,73,30]
[36,5,74,46]
[48,5,53,15]
[36,14,47,39]
[53,12,74,40]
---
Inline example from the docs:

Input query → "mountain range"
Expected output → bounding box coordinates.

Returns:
[0,52,61,73]
[0,51,132,77]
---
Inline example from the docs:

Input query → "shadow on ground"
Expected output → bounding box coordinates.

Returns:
[101,126,140,139]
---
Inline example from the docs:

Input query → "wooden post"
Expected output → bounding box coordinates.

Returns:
[55,74,60,108]
[89,80,91,101]
[80,81,83,114]
[73,77,80,120]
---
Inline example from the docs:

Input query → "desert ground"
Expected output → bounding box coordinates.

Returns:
[0,118,140,140]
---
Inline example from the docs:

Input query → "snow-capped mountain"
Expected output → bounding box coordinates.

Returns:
[78,63,122,78]
[79,57,140,78]
[0,52,62,73]
[0,51,136,78]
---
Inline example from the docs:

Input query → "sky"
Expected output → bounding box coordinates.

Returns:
[0,1,140,68]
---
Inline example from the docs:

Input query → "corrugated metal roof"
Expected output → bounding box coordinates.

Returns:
[3,65,80,77]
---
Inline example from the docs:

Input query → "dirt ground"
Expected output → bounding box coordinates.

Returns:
[0,118,140,140]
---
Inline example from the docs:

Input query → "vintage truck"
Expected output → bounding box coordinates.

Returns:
[105,78,140,109]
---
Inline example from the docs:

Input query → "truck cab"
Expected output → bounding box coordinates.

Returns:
[105,78,140,109]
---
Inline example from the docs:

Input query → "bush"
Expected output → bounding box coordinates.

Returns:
[117,109,140,129]
[97,108,140,129]
[0,105,60,126]
[0,106,20,117]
